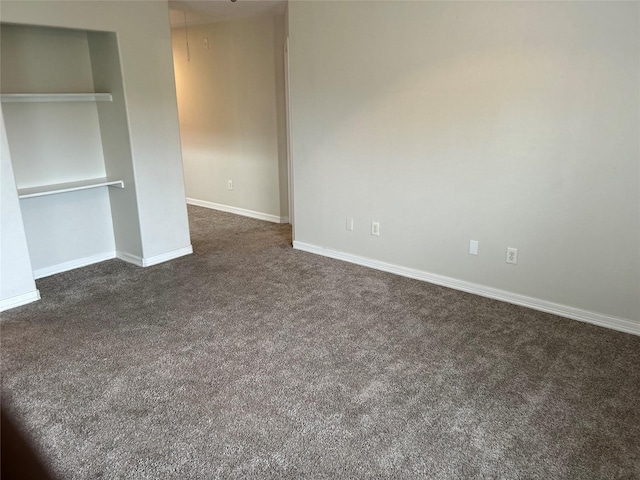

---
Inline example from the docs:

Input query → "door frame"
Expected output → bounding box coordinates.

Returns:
[284,36,294,240]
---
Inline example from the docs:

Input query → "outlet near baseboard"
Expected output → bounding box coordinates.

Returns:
[346,218,354,231]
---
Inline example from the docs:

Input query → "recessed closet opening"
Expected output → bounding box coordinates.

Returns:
[1,23,142,278]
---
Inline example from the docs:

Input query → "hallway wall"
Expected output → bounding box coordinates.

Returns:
[172,13,288,223]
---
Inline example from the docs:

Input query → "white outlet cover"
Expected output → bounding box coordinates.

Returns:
[469,240,479,255]
[346,218,354,231]
[506,247,518,264]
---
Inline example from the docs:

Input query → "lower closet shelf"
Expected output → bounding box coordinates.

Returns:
[17,178,125,199]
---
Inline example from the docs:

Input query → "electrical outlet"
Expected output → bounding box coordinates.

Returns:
[469,240,479,255]
[228,180,233,190]
[203,38,209,50]
[371,221,380,236]
[346,218,354,231]
[506,247,518,264]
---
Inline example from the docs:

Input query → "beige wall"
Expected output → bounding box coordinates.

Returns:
[289,1,640,328]
[172,14,288,221]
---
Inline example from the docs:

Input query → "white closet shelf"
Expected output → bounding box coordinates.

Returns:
[18,178,125,199]
[1,93,113,103]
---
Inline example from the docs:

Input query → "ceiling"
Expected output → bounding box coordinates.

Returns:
[168,0,286,27]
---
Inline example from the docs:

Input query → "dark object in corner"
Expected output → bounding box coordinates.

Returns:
[1,408,54,480]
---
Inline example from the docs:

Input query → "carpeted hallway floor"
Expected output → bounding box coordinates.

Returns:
[1,205,639,479]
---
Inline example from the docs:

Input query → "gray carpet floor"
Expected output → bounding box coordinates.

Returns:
[1,205,639,479]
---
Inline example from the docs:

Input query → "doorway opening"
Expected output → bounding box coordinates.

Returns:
[169,2,293,237]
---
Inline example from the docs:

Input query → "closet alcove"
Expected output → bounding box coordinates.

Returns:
[1,23,142,278]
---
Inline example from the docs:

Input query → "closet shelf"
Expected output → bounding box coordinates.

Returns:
[18,177,125,199]
[1,93,113,103]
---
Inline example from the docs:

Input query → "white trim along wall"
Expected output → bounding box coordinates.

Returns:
[294,241,640,337]
[187,198,289,224]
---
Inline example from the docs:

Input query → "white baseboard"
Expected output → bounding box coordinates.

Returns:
[141,245,193,267]
[293,241,640,336]
[117,245,193,268]
[33,251,116,279]
[116,251,144,267]
[27,246,192,279]
[0,289,41,312]
[187,198,289,224]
